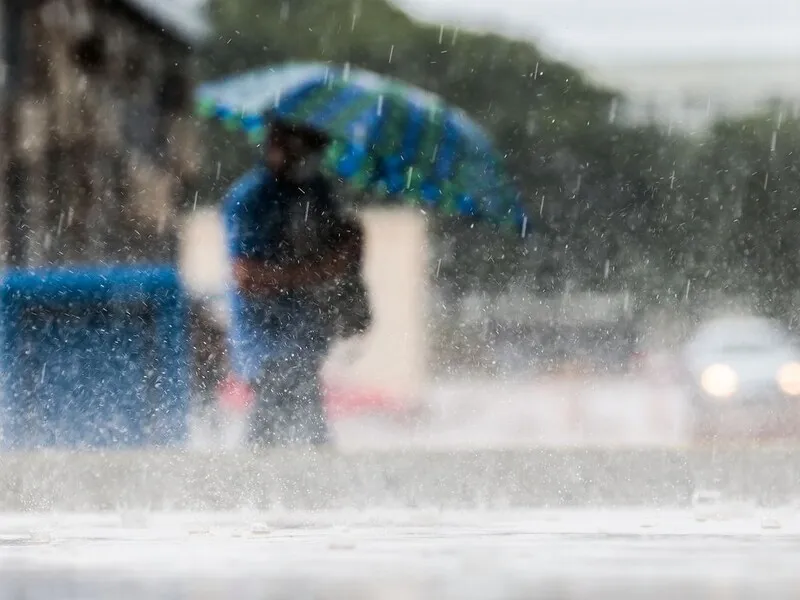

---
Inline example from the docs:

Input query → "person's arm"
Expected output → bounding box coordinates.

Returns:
[225,173,364,297]
[233,224,362,295]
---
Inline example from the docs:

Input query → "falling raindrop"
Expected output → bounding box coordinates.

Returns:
[304,200,310,222]
[539,196,544,217]
[388,45,394,63]
[351,0,361,30]
[428,102,438,122]
[763,172,769,190]
[685,280,691,301]
[451,27,459,44]
[608,98,618,124]
[343,62,351,81]
[573,174,582,194]
[192,190,198,212]
[438,25,444,44]
[771,130,778,153]
[406,167,414,189]
[215,161,221,181]
[669,170,676,190]
[533,62,539,80]
[377,94,384,116]
[603,259,610,279]
[435,258,442,278]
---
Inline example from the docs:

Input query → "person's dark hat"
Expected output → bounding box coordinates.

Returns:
[267,117,330,152]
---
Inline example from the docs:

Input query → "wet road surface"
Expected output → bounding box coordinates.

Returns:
[2,510,800,599]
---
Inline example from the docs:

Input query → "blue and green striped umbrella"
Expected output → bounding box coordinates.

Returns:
[195,62,529,234]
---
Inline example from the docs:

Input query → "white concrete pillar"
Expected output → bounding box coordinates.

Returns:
[327,207,428,404]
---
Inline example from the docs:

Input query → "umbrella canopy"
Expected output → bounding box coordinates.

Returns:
[195,62,529,234]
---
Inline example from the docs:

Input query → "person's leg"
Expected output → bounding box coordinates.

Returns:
[282,348,329,445]
[248,347,329,446]
[248,355,291,447]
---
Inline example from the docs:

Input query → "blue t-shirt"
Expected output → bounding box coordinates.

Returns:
[222,167,335,381]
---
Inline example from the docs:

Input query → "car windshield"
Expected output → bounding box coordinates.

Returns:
[693,318,787,350]
[719,342,774,354]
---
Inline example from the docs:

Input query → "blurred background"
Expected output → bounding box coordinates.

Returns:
[5,3,800,598]
[4,0,800,452]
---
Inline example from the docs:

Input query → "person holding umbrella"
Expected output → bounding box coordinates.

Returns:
[223,117,371,447]
[199,62,528,446]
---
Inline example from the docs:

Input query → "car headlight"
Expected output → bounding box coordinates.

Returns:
[777,362,800,396]
[700,363,738,399]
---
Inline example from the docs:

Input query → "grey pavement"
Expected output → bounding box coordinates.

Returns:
[2,447,800,511]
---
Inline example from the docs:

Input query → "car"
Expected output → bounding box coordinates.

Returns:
[681,315,800,442]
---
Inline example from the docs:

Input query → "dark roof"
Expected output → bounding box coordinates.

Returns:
[119,0,210,45]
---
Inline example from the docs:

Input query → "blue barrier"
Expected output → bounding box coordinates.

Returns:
[0,265,191,449]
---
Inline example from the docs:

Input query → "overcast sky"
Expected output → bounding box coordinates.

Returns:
[390,0,800,66]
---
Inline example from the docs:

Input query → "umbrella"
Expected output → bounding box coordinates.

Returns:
[195,62,529,234]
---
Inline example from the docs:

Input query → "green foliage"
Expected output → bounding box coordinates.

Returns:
[197,0,800,322]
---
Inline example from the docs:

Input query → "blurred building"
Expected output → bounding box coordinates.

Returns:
[454,290,639,377]
[0,0,209,267]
